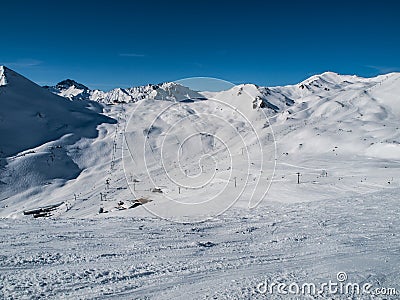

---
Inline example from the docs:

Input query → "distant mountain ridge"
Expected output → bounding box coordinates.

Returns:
[44,80,205,104]
[45,71,400,117]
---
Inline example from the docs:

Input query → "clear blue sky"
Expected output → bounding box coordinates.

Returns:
[1,0,399,90]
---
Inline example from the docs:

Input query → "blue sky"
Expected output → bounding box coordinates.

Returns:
[1,0,400,90]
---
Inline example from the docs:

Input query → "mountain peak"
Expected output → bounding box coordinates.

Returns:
[56,79,88,91]
[0,65,43,90]
[302,71,344,85]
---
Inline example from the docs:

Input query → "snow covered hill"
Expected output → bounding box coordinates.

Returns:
[207,71,400,158]
[0,67,399,299]
[0,66,116,210]
[0,66,116,157]
[0,67,399,221]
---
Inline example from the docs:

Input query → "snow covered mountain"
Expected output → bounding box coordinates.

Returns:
[0,66,115,157]
[0,66,116,207]
[0,67,399,220]
[2,68,399,298]
[45,80,205,104]
[208,71,400,160]
[44,79,92,101]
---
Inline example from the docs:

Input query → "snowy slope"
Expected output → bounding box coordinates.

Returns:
[1,189,399,299]
[0,66,116,209]
[0,67,114,157]
[0,68,399,221]
[0,68,399,298]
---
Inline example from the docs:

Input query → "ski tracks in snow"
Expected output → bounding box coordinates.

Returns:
[0,188,399,299]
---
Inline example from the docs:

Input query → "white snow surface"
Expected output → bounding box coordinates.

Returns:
[0,67,399,299]
[0,68,399,219]
[0,190,399,299]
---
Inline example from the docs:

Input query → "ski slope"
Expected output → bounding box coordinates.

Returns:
[0,67,399,299]
[0,188,399,299]
[0,68,399,221]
